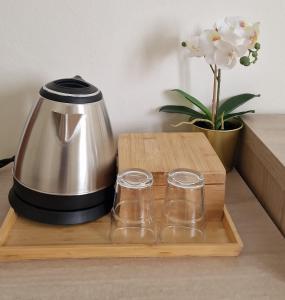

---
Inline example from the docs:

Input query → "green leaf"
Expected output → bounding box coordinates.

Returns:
[224,110,255,120]
[217,93,260,118]
[216,110,255,129]
[171,89,212,119]
[159,105,207,119]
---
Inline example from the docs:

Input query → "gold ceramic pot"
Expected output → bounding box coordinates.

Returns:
[191,119,243,172]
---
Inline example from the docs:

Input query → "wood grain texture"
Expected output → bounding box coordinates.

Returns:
[0,208,17,246]
[118,132,226,185]
[237,115,285,235]
[223,207,243,247]
[118,132,226,220]
[0,244,242,262]
[242,114,285,168]
[0,206,242,261]
[0,165,11,221]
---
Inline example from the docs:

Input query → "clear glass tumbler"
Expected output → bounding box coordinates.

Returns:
[160,168,205,243]
[110,168,156,244]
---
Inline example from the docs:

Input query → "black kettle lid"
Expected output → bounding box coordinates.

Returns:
[40,76,103,104]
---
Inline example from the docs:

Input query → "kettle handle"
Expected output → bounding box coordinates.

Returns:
[73,75,89,83]
[73,75,83,80]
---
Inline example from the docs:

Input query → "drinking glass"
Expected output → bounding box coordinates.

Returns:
[110,168,156,244]
[160,168,205,243]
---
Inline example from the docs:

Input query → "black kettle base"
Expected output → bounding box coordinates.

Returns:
[9,187,113,225]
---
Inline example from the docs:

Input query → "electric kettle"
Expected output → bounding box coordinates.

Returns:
[9,76,116,225]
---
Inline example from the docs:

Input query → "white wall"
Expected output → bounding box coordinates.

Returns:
[0,0,284,157]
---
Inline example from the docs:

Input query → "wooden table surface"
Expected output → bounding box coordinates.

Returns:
[0,165,284,300]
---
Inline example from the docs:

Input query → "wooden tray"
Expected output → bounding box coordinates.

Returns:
[0,206,243,261]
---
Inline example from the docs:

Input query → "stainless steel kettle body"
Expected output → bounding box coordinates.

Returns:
[9,76,116,224]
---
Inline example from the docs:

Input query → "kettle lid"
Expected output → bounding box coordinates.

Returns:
[40,76,103,104]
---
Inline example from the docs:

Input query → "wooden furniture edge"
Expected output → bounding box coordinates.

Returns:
[237,123,285,235]
[239,123,285,187]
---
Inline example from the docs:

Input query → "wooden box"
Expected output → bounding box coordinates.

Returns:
[118,133,226,220]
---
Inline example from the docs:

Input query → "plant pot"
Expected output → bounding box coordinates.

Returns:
[191,119,243,172]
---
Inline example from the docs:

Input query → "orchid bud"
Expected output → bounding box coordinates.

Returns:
[254,42,261,50]
[240,56,250,66]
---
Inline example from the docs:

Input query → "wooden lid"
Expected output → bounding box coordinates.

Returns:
[118,133,226,185]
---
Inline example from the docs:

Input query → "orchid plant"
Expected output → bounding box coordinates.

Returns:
[160,17,261,130]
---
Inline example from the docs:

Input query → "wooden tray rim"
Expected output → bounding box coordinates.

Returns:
[0,206,243,261]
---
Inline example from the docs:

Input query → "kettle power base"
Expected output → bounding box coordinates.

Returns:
[0,205,243,261]
[8,188,112,225]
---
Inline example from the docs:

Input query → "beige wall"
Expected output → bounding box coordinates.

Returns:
[0,0,284,157]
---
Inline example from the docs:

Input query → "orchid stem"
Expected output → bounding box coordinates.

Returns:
[215,69,221,127]
[210,64,219,80]
[211,65,218,126]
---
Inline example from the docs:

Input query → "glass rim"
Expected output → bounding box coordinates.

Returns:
[117,168,153,189]
[167,168,204,189]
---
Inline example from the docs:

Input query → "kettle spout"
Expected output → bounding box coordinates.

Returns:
[53,112,83,143]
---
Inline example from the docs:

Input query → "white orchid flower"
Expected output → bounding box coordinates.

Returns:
[198,30,236,69]
[183,35,204,57]
[244,22,260,48]
[182,17,260,69]
[199,30,221,64]
[215,40,238,69]
[215,16,260,53]
[215,16,245,44]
